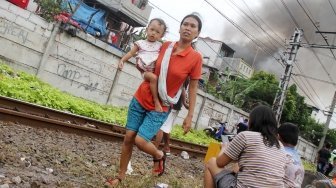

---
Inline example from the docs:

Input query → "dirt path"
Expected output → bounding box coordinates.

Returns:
[0,122,204,188]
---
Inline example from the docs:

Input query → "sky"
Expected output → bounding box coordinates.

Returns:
[147,0,336,128]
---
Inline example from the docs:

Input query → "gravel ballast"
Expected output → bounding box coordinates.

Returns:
[0,122,204,188]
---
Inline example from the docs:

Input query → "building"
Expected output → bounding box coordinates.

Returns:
[222,57,254,79]
[27,0,153,50]
[194,37,235,84]
[195,37,234,70]
[195,37,254,82]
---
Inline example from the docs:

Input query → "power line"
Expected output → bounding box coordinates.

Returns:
[268,0,330,108]
[148,1,179,23]
[241,0,286,46]
[149,0,330,108]
[228,0,286,49]
[293,73,336,85]
[202,0,283,66]
[280,0,300,27]
[278,0,336,104]
[226,0,279,51]
[292,77,322,109]
[328,0,336,17]
[148,1,247,78]
[294,64,327,108]
[297,0,336,64]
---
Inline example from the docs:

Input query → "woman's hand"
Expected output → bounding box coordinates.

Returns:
[182,115,192,135]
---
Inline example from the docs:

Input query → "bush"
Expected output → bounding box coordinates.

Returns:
[35,0,62,22]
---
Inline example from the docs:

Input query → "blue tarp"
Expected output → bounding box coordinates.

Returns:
[62,0,108,36]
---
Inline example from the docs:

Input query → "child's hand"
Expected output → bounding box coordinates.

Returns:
[118,61,124,70]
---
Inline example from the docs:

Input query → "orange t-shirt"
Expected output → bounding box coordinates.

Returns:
[134,42,202,111]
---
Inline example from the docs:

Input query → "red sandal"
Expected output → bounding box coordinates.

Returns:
[153,155,166,176]
[104,177,122,188]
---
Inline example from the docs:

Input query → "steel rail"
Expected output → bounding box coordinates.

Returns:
[0,96,207,157]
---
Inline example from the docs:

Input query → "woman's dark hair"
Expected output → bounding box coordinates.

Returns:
[180,14,202,32]
[249,105,280,148]
[278,122,299,146]
[148,18,167,34]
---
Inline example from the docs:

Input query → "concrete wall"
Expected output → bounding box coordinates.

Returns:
[296,136,318,162]
[0,1,319,160]
[0,1,247,131]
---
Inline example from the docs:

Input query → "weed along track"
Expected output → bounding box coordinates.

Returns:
[0,96,207,158]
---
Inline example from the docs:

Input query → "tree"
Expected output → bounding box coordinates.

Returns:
[241,71,279,111]
[281,85,310,129]
[326,129,336,149]
[300,117,324,146]
[205,70,331,145]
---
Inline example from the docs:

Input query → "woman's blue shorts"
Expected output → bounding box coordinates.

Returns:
[126,98,169,142]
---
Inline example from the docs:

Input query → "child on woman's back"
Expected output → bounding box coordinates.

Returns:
[118,18,167,112]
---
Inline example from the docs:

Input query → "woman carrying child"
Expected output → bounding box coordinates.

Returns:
[105,14,203,187]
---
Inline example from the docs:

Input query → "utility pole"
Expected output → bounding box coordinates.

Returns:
[273,28,303,123]
[318,91,336,150]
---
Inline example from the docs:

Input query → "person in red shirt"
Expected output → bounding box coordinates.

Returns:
[105,14,203,187]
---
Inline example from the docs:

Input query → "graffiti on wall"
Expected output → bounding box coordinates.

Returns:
[63,51,102,73]
[55,44,117,75]
[202,107,213,117]
[57,63,100,92]
[0,19,31,44]
[120,88,134,99]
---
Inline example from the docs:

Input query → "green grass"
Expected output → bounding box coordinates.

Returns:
[303,160,316,172]
[171,126,219,146]
[0,62,217,146]
[0,63,127,125]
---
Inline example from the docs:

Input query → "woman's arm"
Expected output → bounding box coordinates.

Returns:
[181,88,189,109]
[182,79,197,134]
[216,153,233,168]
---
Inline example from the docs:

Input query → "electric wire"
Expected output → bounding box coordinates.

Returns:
[147,1,179,23]
[148,1,248,78]
[279,0,300,27]
[328,0,336,17]
[241,0,286,47]
[227,0,285,49]
[292,77,322,109]
[150,0,330,108]
[297,0,336,59]
[294,64,327,107]
[202,0,284,66]
[278,0,336,106]
[259,0,327,108]
[296,0,336,86]
[226,0,279,51]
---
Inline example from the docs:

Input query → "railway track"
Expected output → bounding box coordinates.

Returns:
[0,96,207,158]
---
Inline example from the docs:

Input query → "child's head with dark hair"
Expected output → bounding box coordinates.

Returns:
[278,122,299,146]
[146,18,167,42]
